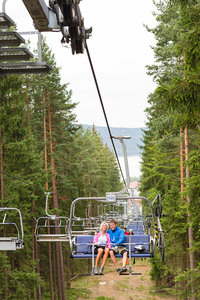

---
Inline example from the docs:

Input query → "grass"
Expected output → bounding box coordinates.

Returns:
[140,275,146,281]
[66,287,91,300]
[43,286,91,300]
[114,281,130,291]
[136,285,145,292]
[149,284,176,298]
[71,275,99,289]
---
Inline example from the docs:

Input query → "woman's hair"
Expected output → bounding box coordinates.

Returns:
[100,222,109,231]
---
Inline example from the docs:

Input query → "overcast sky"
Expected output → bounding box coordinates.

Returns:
[4,0,158,129]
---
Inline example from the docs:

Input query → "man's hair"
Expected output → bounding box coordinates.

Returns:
[109,219,117,225]
[124,227,127,230]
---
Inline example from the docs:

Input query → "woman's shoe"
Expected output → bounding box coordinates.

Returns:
[99,266,104,275]
[94,267,98,275]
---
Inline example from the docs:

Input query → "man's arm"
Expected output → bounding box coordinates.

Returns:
[117,229,125,246]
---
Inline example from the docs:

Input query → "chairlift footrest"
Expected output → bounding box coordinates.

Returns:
[119,272,142,275]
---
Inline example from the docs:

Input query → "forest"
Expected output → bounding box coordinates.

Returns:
[139,0,200,299]
[0,36,123,299]
[0,0,200,299]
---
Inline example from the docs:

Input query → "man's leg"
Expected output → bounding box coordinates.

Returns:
[119,251,128,274]
[109,250,120,269]
[122,251,128,267]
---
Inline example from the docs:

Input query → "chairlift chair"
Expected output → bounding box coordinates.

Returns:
[68,136,160,275]
[0,207,24,251]
[35,192,69,242]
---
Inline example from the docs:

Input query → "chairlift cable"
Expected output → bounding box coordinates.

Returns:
[84,41,126,184]
[0,170,68,200]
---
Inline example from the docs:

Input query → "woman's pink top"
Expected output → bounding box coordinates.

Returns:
[93,231,111,248]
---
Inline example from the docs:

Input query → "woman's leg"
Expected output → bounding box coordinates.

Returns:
[95,248,104,267]
[101,248,109,267]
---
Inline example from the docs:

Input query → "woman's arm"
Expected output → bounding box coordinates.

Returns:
[93,233,99,244]
[106,233,111,248]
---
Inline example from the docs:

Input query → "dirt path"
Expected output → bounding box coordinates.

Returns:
[73,259,176,300]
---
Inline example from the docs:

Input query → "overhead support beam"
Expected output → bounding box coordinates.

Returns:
[22,0,49,31]
[21,0,92,54]
[22,0,59,31]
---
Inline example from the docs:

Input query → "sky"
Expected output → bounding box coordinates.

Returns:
[3,0,158,129]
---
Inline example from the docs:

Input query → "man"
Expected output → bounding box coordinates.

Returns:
[123,227,129,235]
[107,219,128,274]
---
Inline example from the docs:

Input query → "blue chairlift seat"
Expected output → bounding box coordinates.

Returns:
[71,234,151,259]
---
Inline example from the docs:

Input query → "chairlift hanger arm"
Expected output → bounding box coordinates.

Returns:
[21,0,92,54]
[44,192,56,219]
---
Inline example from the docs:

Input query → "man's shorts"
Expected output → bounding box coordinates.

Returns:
[110,245,128,255]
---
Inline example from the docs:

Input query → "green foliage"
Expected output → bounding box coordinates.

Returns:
[175,263,200,299]
[0,34,123,299]
[140,0,200,297]
[65,287,91,300]
[150,256,166,286]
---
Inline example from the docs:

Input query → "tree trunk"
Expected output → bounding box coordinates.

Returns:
[66,252,71,288]
[35,235,42,300]
[174,232,177,299]
[0,125,8,300]
[53,243,57,300]
[26,78,31,137]
[48,97,66,300]
[184,124,195,299]
[180,127,187,280]
[180,127,184,200]
[44,89,54,300]
[32,200,37,300]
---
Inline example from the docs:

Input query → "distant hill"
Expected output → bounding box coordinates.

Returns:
[82,125,146,156]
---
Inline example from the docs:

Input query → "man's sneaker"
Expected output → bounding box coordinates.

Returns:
[117,268,121,273]
[119,266,127,275]
[94,267,98,275]
[99,266,104,275]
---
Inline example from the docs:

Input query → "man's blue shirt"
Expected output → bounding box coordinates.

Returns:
[107,226,125,247]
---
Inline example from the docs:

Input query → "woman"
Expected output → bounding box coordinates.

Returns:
[129,228,134,235]
[93,222,111,275]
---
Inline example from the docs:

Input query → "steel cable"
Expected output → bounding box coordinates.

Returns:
[85,41,126,184]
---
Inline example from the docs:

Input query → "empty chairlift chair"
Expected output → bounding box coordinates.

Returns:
[35,192,69,242]
[0,207,24,251]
